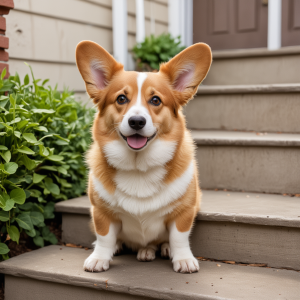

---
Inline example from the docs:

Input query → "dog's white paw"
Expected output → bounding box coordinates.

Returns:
[84,255,110,272]
[173,257,199,273]
[137,247,156,261]
[161,242,171,259]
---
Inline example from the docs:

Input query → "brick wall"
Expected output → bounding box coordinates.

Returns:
[0,0,13,77]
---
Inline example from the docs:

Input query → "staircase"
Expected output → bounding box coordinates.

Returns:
[1,47,300,299]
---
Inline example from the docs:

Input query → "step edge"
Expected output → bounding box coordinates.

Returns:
[55,205,300,229]
[197,212,300,228]
[212,46,300,59]
[197,84,300,95]
[0,258,230,300]
[191,130,300,147]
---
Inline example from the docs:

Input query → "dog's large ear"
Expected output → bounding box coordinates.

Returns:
[159,43,212,106]
[76,41,123,104]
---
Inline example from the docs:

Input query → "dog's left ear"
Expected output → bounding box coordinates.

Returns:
[159,43,212,106]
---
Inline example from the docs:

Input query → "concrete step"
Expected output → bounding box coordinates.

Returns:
[192,130,300,194]
[1,245,299,300]
[55,190,300,270]
[186,84,300,133]
[204,46,300,85]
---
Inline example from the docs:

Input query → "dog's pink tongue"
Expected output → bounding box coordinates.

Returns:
[127,134,147,149]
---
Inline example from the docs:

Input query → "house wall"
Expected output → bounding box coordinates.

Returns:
[6,0,168,102]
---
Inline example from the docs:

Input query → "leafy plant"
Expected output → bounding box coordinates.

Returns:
[0,65,94,259]
[132,33,185,70]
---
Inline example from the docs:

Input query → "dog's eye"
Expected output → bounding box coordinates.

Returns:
[149,96,161,106]
[117,95,129,105]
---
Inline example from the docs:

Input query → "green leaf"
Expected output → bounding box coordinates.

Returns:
[9,117,21,125]
[38,145,50,157]
[1,68,6,80]
[30,211,44,226]
[25,228,36,237]
[17,119,28,130]
[46,155,64,162]
[33,173,47,184]
[19,202,33,211]
[0,145,8,150]
[2,162,18,174]
[22,133,38,144]
[57,166,68,175]
[8,226,20,244]
[14,131,21,138]
[34,126,48,132]
[31,109,55,114]
[21,155,36,170]
[39,166,57,172]
[10,189,26,204]
[0,211,9,221]
[24,74,29,85]
[1,150,11,163]
[0,243,9,255]
[15,213,33,230]
[3,198,14,211]
[44,178,60,195]
[33,236,44,247]
[17,146,35,155]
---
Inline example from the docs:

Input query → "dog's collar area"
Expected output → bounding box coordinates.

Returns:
[120,132,156,150]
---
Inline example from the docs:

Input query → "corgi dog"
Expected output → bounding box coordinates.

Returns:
[75,41,212,273]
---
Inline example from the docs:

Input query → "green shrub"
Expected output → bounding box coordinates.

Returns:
[0,65,94,259]
[132,33,185,70]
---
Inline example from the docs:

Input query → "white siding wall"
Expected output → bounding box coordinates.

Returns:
[6,0,168,102]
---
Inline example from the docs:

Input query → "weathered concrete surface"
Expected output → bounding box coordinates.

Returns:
[56,195,90,214]
[1,246,300,300]
[204,47,300,85]
[199,191,300,228]
[196,145,300,194]
[56,191,300,268]
[192,221,300,270]
[62,213,95,248]
[56,191,300,228]
[187,91,300,133]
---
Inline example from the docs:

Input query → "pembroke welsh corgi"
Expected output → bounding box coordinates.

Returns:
[75,41,212,273]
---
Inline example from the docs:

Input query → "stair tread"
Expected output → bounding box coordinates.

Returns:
[212,45,300,59]
[1,245,299,300]
[197,83,300,94]
[191,130,300,146]
[56,190,300,228]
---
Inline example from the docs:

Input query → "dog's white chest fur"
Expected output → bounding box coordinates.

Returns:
[92,138,194,247]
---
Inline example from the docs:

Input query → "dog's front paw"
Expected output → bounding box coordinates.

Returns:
[173,257,199,273]
[137,247,156,261]
[84,255,110,272]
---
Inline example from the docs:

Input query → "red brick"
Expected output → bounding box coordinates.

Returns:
[0,62,9,78]
[0,35,8,48]
[0,16,5,30]
[0,0,14,9]
[0,49,8,61]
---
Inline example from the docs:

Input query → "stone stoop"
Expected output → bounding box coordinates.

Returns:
[55,190,300,270]
[1,245,300,300]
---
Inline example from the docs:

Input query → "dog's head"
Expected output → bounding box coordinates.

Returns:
[76,41,212,151]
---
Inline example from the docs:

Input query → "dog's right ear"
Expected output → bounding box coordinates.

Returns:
[76,41,123,104]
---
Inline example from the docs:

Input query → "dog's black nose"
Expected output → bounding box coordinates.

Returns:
[128,116,146,130]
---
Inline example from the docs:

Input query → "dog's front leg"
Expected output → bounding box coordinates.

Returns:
[169,221,199,273]
[84,221,121,272]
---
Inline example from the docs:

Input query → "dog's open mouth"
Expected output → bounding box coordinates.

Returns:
[121,133,156,150]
